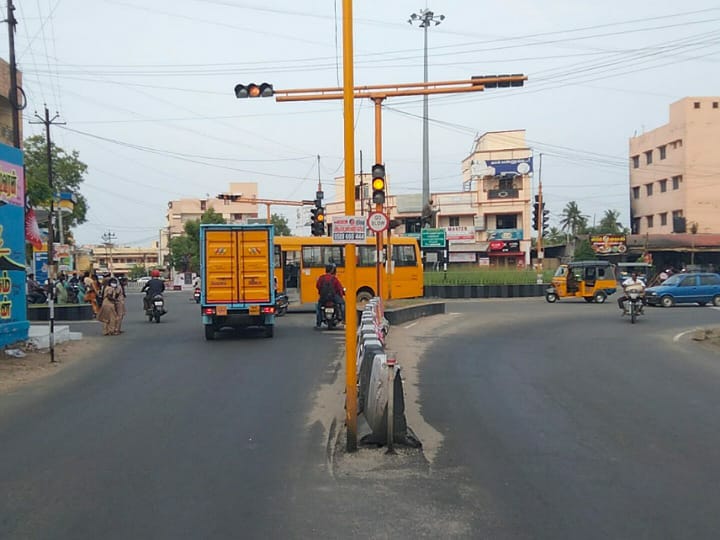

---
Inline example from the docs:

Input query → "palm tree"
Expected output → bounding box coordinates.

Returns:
[559,201,588,237]
[544,226,565,245]
[598,209,621,234]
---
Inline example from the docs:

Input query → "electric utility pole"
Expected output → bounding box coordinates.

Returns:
[102,231,117,275]
[30,107,65,363]
[5,0,22,148]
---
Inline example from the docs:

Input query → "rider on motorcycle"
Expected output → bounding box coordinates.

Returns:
[315,263,345,328]
[141,269,166,311]
[617,272,646,311]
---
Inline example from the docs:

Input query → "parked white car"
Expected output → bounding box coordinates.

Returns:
[136,276,152,288]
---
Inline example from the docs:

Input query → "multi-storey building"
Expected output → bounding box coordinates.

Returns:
[0,58,21,147]
[325,130,534,267]
[162,182,259,265]
[629,97,720,235]
[83,244,162,275]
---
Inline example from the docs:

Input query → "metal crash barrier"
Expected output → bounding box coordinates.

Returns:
[356,298,420,450]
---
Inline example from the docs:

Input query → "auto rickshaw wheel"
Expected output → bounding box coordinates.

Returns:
[545,292,558,303]
[584,297,594,303]
[593,291,607,303]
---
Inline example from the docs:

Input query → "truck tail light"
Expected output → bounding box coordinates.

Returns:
[203,307,215,315]
[261,306,275,314]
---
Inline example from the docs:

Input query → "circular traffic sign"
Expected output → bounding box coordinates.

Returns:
[367,211,389,233]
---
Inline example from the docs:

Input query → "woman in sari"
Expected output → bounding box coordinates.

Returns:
[97,277,121,336]
[113,276,127,334]
[82,271,100,315]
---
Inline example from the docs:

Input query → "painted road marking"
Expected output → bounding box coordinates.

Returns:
[403,321,419,329]
[674,329,701,342]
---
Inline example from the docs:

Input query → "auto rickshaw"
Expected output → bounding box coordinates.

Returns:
[545,260,617,303]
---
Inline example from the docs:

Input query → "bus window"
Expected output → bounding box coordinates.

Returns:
[273,245,281,268]
[358,245,378,267]
[302,245,345,267]
[393,245,417,267]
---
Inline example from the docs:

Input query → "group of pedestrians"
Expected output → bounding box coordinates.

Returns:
[96,275,126,336]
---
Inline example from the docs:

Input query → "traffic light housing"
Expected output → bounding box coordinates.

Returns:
[542,208,550,235]
[234,82,274,98]
[310,206,326,236]
[371,163,386,205]
[532,196,540,231]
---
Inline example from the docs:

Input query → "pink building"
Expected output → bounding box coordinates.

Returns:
[629,97,720,235]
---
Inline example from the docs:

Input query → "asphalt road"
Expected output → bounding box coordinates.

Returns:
[1,293,719,539]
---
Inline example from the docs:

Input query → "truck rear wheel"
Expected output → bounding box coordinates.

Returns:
[204,325,216,340]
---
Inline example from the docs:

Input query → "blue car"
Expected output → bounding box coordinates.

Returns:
[645,272,720,307]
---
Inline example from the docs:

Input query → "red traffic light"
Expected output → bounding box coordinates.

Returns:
[234,83,274,99]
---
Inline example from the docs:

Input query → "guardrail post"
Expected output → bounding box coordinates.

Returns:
[386,354,396,454]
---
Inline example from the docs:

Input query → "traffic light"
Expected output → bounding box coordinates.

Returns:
[542,208,550,235]
[471,74,525,88]
[532,196,540,231]
[371,163,386,205]
[310,206,325,236]
[234,83,274,98]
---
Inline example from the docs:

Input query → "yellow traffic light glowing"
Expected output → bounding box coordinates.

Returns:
[372,178,385,191]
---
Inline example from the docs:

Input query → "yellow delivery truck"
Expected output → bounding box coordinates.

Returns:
[200,224,276,340]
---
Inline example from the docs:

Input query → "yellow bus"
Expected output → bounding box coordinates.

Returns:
[273,236,423,304]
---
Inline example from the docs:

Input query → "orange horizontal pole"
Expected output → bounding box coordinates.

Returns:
[219,196,314,206]
[275,75,527,96]
[276,84,490,102]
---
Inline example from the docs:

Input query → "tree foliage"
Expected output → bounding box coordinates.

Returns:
[168,209,227,272]
[24,135,89,242]
[559,201,588,237]
[270,213,291,236]
[573,239,597,261]
[544,226,565,246]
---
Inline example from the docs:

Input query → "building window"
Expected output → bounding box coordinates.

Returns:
[659,179,667,192]
[714,102,719,109]
[631,155,639,168]
[672,175,681,189]
[200,200,206,211]
[694,102,700,109]
[660,212,667,226]
[672,210,683,219]
[448,216,460,227]
[498,176,514,190]
[632,186,640,199]
[670,139,683,149]
[646,215,654,228]
[495,214,517,229]
[658,145,666,160]
[645,183,653,196]
[632,217,640,234]
[645,150,653,165]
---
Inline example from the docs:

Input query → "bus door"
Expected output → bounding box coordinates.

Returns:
[282,249,301,304]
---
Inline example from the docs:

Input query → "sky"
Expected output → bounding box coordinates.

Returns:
[5,0,720,246]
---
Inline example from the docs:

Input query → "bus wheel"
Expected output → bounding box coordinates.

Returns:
[356,289,373,305]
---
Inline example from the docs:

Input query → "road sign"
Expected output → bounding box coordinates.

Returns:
[332,216,366,243]
[367,212,389,233]
[420,228,446,248]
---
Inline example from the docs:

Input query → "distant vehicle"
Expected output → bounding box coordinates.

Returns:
[545,261,617,303]
[616,262,654,284]
[645,273,720,307]
[136,276,152,288]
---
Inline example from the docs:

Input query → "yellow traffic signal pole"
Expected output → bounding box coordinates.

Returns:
[342,0,358,452]
[373,97,385,300]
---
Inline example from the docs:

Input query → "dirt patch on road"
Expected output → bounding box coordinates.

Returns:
[0,338,104,394]
[692,327,720,353]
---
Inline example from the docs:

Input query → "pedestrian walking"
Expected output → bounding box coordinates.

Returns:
[97,277,121,336]
[114,276,127,334]
[83,271,100,315]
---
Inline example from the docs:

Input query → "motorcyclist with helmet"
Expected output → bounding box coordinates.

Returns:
[142,269,166,311]
[315,263,345,328]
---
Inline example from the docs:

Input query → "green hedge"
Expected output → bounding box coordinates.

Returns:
[424,269,554,286]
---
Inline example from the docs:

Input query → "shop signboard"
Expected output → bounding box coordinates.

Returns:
[487,229,523,241]
[489,240,520,252]
[0,143,29,347]
[590,234,627,254]
[445,225,474,243]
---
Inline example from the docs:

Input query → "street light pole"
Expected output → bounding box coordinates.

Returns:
[409,9,444,221]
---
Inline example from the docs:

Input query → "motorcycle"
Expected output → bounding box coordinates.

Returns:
[622,287,645,324]
[193,287,201,304]
[275,290,288,317]
[319,299,343,329]
[146,293,166,323]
